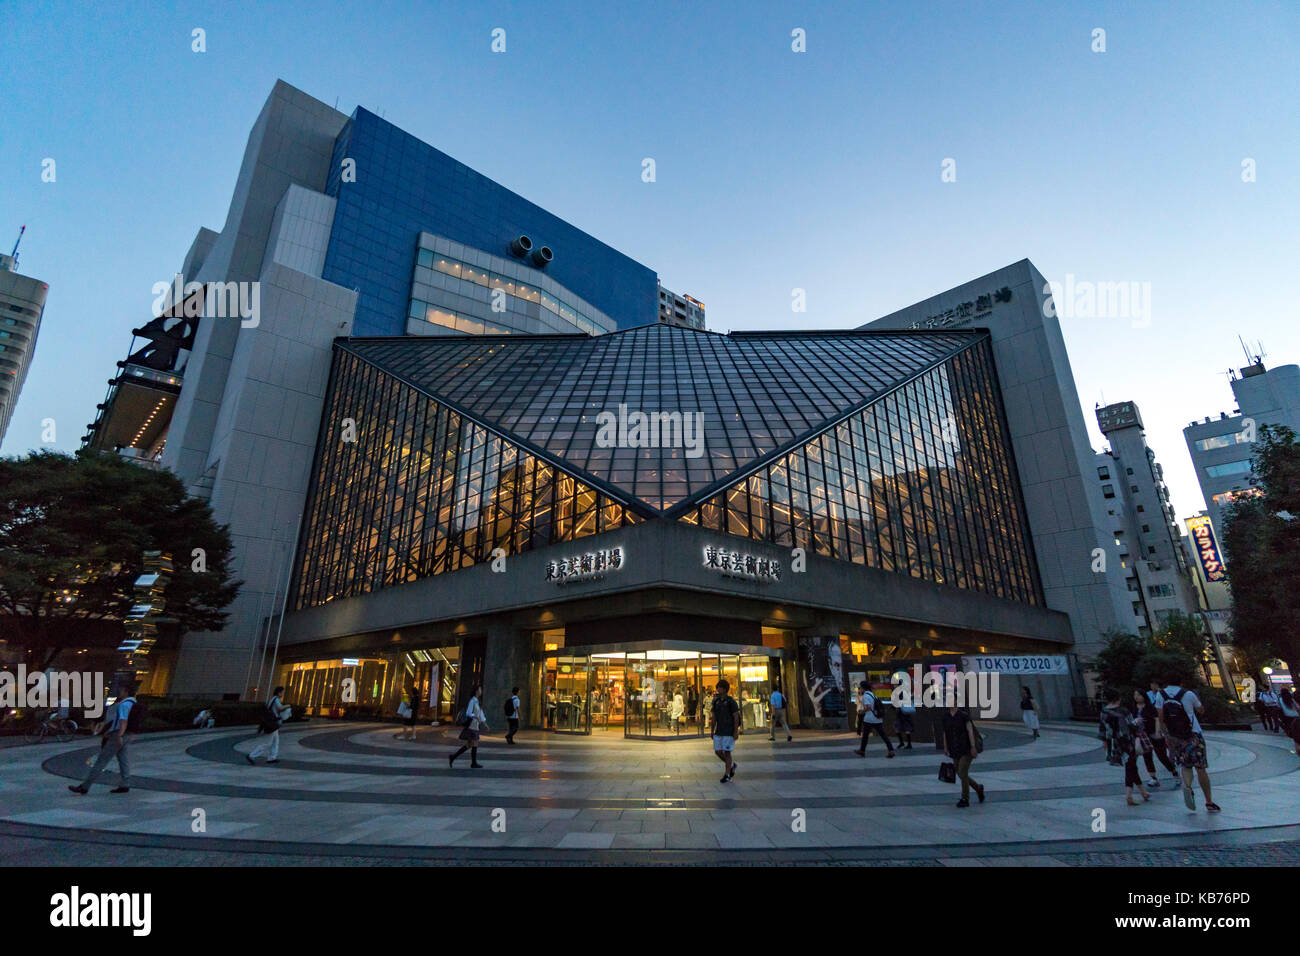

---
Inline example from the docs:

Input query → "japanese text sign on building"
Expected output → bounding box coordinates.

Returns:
[702,545,781,582]
[546,546,624,585]
[1186,516,1226,583]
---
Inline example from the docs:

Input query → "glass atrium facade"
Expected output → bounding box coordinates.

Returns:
[292,326,1042,611]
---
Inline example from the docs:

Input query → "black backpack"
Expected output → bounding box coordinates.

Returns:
[1160,689,1193,738]
[258,699,282,735]
[503,697,516,718]
[123,697,146,734]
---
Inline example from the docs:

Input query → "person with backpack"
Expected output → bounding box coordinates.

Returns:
[1156,675,1220,813]
[248,686,287,764]
[449,684,488,768]
[854,681,895,758]
[69,681,142,795]
[504,685,521,744]
[767,687,792,742]
[710,678,741,782]
[1145,680,1183,786]
[1020,686,1040,739]
[941,702,984,807]
[1101,689,1151,805]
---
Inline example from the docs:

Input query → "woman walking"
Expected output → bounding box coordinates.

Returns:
[1020,687,1040,739]
[1101,689,1150,805]
[1132,689,1171,788]
[449,684,488,769]
[395,685,419,741]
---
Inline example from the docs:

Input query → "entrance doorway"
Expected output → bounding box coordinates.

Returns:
[539,641,784,740]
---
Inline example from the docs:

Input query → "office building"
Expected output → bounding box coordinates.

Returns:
[657,283,706,330]
[0,240,47,445]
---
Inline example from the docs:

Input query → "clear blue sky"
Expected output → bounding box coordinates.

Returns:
[2,0,1297,523]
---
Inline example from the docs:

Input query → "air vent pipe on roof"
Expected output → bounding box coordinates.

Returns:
[510,235,533,257]
[531,245,553,267]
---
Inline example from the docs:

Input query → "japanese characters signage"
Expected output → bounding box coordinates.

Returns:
[546,546,624,585]
[702,545,782,582]
[906,286,1012,330]
[1186,516,1226,583]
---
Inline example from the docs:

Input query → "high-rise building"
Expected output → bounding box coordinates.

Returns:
[1184,358,1300,537]
[83,80,666,695]
[0,237,47,445]
[81,83,1163,722]
[1092,401,1202,638]
[657,283,706,330]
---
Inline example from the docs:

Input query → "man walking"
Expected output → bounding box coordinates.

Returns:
[711,678,741,782]
[505,685,521,744]
[854,681,895,758]
[247,686,287,765]
[768,687,792,741]
[1157,675,1220,813]
[69,682,139,795]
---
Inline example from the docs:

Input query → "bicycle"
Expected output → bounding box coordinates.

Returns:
[25,713,79,744]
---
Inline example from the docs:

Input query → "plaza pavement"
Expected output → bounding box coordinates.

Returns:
[2,719,1298,864]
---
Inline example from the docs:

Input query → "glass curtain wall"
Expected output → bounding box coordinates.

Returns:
[293,350,641,609]
[680,339,1042,606]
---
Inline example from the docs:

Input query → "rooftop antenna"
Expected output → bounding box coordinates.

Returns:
[10,224,25,261]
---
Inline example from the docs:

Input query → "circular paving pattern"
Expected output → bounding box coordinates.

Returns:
[2,720,1298,862]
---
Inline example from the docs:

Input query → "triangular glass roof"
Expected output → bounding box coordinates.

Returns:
[340,324,983,513]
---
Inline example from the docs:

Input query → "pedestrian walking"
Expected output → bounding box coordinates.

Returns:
[710,678,741,782]
[1132,689,1172,788]
[854,681,895,758]
[1145,680,1183,786]
[394,685,419,741]
[894,700,915,750]
[1260,685,1283,733]
[1101,690,1151,805]
[248,686,288,764]
[1156,675,1220,813]
[1020,686,1040,739]
[1278,688,1300,754]
[941,703,984,807]
[767,687,792,741]
[504,685,521,744]
[449,684,488,768]
[68,682,142,795]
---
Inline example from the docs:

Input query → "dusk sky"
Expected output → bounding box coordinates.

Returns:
[2,0,1297,527]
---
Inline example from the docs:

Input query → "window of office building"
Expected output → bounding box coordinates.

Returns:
[1195,432,1252,452]
[1206,460,1253,478]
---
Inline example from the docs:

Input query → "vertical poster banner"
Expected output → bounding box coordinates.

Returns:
[1186,515,1227,583]
[797,636,846,724]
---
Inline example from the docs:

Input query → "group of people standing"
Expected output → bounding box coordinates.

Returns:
[1099,677,1220,812]
[1254,684,1300,752]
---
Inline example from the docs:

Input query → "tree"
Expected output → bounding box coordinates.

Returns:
[1221,424,1300,671]
[1089,630,1148,694]
[0,450,241,668]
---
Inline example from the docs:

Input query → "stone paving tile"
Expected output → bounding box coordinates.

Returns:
[7,721,1300,860]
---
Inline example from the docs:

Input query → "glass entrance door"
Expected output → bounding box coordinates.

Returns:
[552,654,591,734]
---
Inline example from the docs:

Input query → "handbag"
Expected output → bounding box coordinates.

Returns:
[939,761,957,784]
[397,701,411,719]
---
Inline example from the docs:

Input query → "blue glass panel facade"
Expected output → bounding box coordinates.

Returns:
[322,109,658,337]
